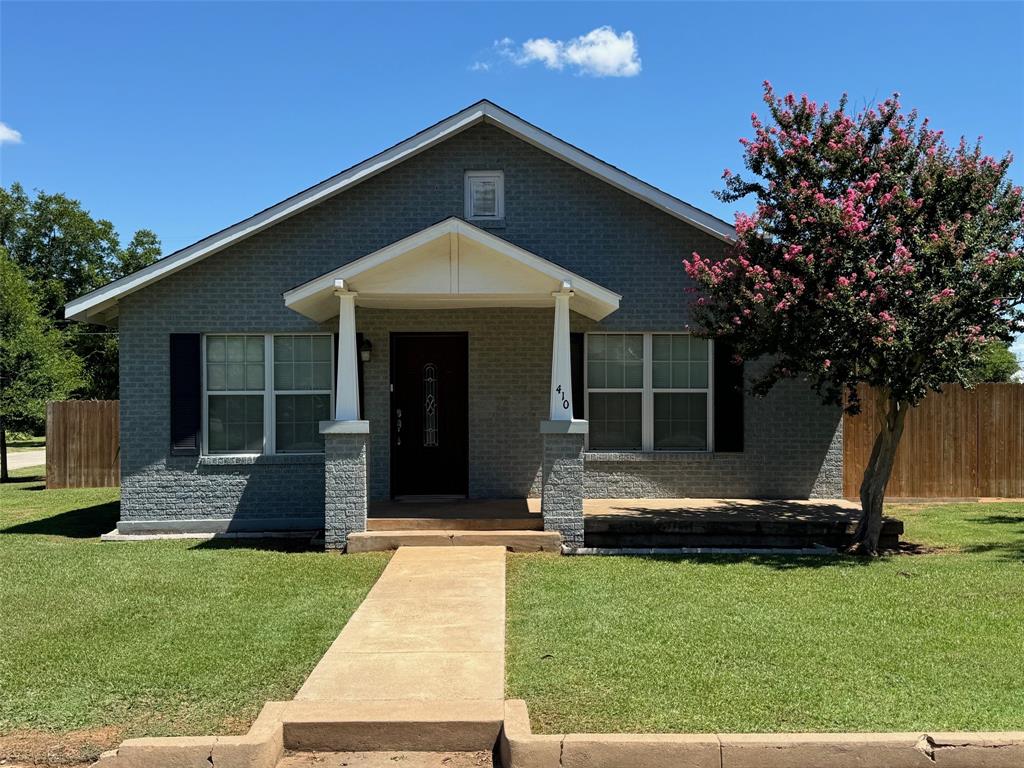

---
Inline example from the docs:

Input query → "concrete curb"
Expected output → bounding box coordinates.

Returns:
[500,700,1024,768]
[93,701,286,768]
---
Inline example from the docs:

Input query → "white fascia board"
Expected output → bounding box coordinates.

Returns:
[64,107,489,322]
[478,103,735,243]
[282,217,622,316]
[66,99,732,323]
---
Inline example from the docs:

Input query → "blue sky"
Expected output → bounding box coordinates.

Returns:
[2,2,1022,360]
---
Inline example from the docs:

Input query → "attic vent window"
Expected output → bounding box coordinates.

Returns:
[465,171,504,220]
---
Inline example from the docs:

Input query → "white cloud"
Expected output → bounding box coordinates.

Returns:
[0,121,23,144]
[470,61,491,72]
[520,38,564,70]
[497,26,641,78]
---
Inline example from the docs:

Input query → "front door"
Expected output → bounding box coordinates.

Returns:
[390,333,469,497]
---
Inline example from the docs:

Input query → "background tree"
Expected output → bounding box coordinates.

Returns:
[968,340,1020,383]
[0,251,83,481]
[685,84,1024,554]
[0,183,161,399]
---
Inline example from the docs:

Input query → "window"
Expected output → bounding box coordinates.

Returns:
[585,333,712,452]
[203,334,333,455]
[464,171,504,220]
[273,335,333,453]
[205,335,265,453]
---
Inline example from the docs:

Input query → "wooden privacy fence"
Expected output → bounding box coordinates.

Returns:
[843,384,1024,499]
[46,400,120,488]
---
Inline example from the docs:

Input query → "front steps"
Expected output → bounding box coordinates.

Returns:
[280,699,502,752]
[347,530,560,552]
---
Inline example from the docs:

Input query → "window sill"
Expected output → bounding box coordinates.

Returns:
[197,453,325,468]
[584,451,714,462]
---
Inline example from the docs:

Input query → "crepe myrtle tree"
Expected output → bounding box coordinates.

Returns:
[685,83,1024,554]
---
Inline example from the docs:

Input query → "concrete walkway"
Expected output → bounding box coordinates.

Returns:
[285,546,506,751]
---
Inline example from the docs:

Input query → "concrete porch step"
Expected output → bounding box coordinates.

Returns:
[280,699,503,752]
[346,530,560,552]
[367,516,542,531]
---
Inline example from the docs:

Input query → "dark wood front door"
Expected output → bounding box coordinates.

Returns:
[390,333,469,497]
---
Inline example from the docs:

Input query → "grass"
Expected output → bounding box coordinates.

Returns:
[0,466,389,746]
[5,434,45,452]
[506,500,1024,734]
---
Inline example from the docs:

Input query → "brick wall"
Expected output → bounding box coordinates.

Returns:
[117,121,843,527]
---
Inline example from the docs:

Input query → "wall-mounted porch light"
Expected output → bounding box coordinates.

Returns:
[360,337,373,363]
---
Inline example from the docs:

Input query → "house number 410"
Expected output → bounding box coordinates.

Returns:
[555,385,570,410]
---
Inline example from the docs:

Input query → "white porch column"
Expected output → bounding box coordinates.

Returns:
[549,283,574,421]
[333,279,360,421]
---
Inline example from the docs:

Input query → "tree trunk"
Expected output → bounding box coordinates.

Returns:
[0,416,8,483]
[851,390,909,555]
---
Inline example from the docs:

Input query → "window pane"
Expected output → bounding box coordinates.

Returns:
[225,363,246,390]
[274,363,293,390]
[624,362,643,388]
[207,363,226,391]
[226,336,245,362]
[313,362,332,390]
[690,362,709,388]
[207,395,263,453]
[207,336,225,362]
[587,335,644,391]
[276,394,330,453]
[312,335,332,362]
[472,180,497,216]
[274,336,294,362]
[246,336,264,362]
[207,335,264,391]
[274,335,331,392]
[652,334,710,391]
[672,362,689,388]
[654,393,707,451]
[588,393,642,450]
[245,363,265,390]
[690,337,709,361]
[652,335,671,361]
[293,363,312,390]
[652,361,671,389]
[625,335,644,361]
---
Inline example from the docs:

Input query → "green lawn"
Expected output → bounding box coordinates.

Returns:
[0,467,388,753]
[5,434,45,452]
[507,500,1024,734]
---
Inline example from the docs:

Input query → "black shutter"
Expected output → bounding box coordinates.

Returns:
[169,334,201,455]
[334,333,365,418]
[713,340,744,452]
[570,332,584,419]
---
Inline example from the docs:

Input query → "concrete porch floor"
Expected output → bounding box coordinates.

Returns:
[366,497,896,550]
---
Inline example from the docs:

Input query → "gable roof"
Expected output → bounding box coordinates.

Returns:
[65,99,735,323]
[283,217,621,322]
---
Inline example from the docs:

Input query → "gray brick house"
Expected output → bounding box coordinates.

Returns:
[66,100,842,549]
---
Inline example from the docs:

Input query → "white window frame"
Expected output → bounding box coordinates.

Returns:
[464,170,504,220]
[584,332,714,453]
[201,333,335,457]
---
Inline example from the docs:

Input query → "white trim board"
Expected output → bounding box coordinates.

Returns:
[65,99,734,324]
[283,217,621,322]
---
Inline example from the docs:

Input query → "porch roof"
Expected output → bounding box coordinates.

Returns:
[283,217,621,322]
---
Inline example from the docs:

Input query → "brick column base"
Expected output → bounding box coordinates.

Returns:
[321,421,369,551]
[540,420,588,549]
